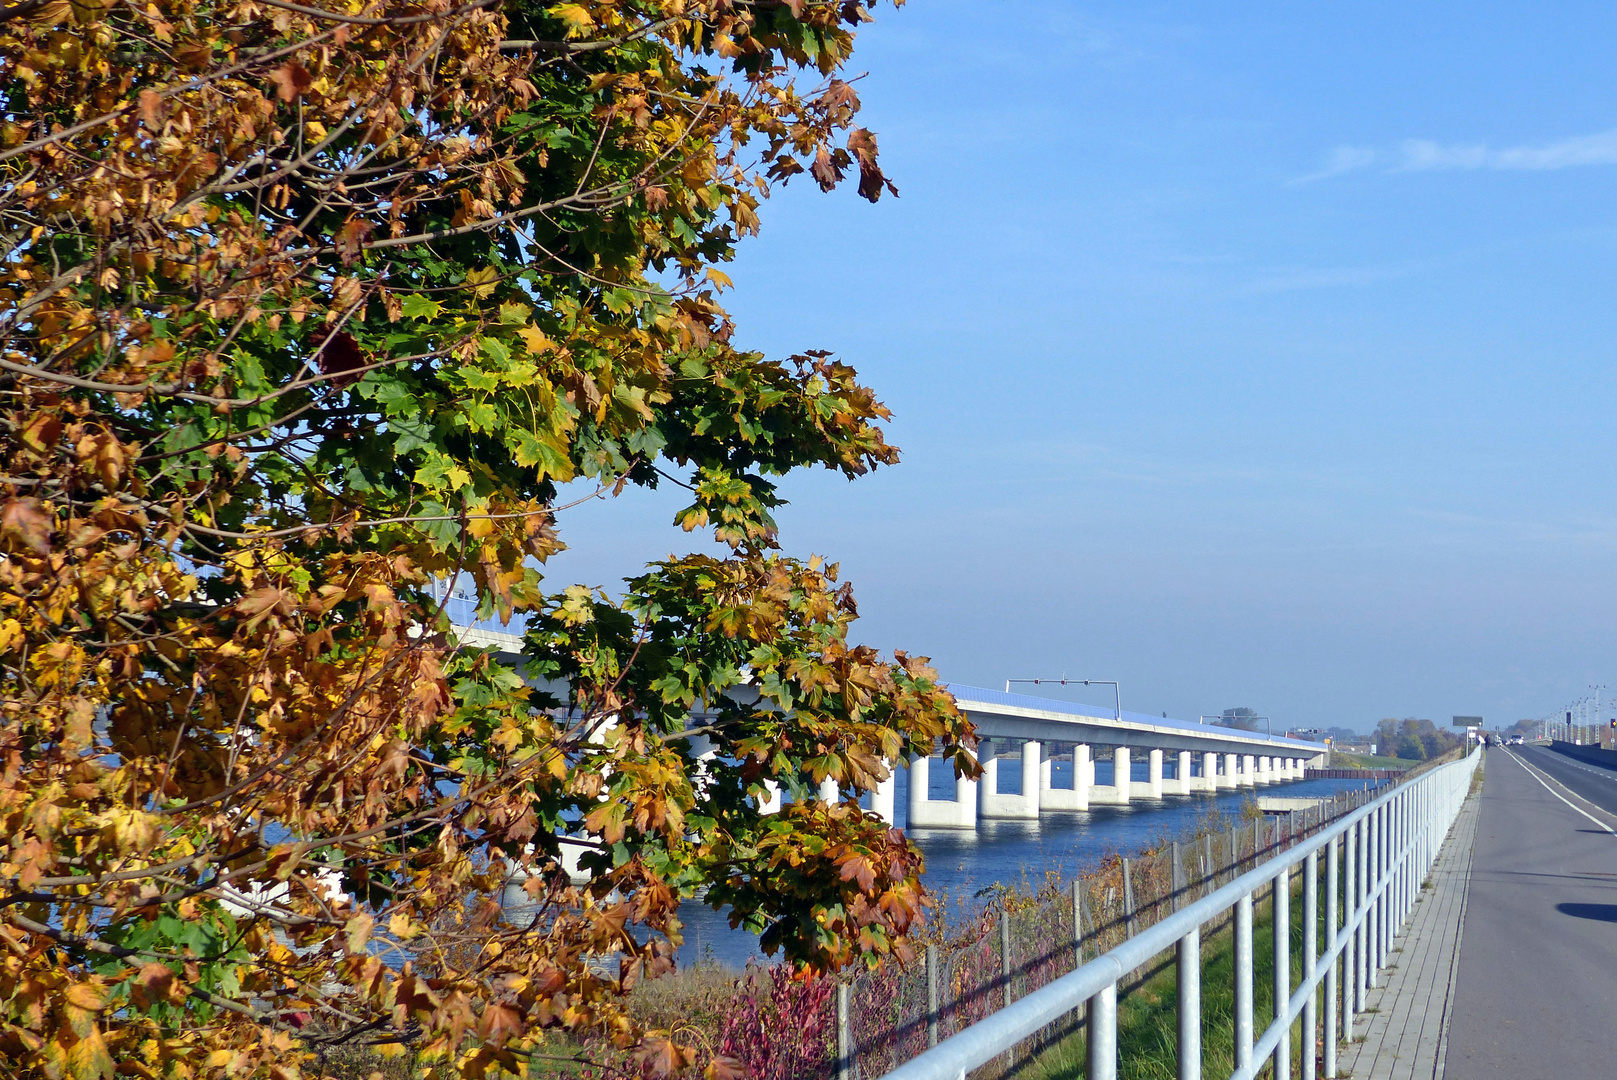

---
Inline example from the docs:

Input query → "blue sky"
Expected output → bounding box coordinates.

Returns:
[548,1,1617,732]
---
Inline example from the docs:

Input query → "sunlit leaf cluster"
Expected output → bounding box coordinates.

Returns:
[0,0,975,1076]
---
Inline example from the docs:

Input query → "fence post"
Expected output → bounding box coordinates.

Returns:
[1122,857,1137,937]
[1089,982,1117,1080]
[1171,840,1184,912]
[1072,878,1086,969]
[1204,832,1214,897]
[837,980,852,1080]
[1000,907,1013,1011]
[1235,892,1254,1071]
[1273,862,1290,1080]
[1177,926,1201,1080]
[1325,834,1339,1078]
[1304,847,1318,1080]
[925,942,939,1048]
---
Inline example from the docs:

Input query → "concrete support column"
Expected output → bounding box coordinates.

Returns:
[1202,751,1219,792]
[906,752,977,829]
[1021,740,1042,817]
[1241,754,1257,787]
[1148,748,1164,800]
[1257,756,1271,785]
[1040,746,1053,792]
[1075,744,1091,809]
[1221,753,1239,789]
[1177,750,1194,796]
[907,753,929,822]
[1113,746,1131,804]
[870,767,896,823]
[977,739,999,818]
[759,779,782,814]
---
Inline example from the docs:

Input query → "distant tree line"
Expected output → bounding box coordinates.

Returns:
[1373,717,1464,761]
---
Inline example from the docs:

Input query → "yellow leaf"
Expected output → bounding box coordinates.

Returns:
[705,267,733,290]
[464,266,500,298]
[516,325,554,355]
[66,1028,114,1080]
[345,912,374,954]
[549,3,594,35]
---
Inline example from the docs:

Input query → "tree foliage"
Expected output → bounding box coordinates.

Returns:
[0,0,977,1076]
[1372,718,1460,762]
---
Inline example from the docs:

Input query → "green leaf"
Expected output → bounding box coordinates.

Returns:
[400,294,442,319]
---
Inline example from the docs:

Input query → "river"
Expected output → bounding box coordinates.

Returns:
[676,764,1378,968]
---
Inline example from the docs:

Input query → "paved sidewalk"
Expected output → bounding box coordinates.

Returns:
[1335,780,1480,1080]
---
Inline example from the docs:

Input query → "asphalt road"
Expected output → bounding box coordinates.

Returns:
[1443,746,1617,1080]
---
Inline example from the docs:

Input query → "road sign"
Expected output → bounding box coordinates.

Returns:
[1452,715,1483,728]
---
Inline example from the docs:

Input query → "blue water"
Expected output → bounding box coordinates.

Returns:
[677,769,1377,968]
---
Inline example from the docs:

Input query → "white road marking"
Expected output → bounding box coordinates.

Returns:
[1503,748,1617,835]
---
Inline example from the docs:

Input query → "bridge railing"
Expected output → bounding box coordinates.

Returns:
[879,748,1480,1080]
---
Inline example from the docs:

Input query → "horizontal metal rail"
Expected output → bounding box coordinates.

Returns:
[881,749,1479,1080]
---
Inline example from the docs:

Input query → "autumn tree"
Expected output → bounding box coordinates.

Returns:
[0,1,977,1077]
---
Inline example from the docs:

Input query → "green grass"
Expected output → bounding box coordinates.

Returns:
[1331,751,1414,770]
[1020,871,1333,1080]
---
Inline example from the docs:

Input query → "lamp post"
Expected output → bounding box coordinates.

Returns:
[1201,713,1272,738]
[1005,677,1121,722]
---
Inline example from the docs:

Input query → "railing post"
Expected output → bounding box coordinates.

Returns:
[1354,813,1368,1013]
[1365,809,1379,990]
[837,980,852,1080]
[1304,848,1318,1080]
[926,942,940,1048]
[1089,982,1117,1080]
[1235,892,1254,1071]
[1273,863,1290,1080]
[1172,840,1184,912]
[1377,800,1390,969]
[1178,927,1201,1080]
[1325,834,1339,1077]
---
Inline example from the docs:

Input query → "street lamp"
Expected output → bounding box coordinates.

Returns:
[1201,713,1272,738]
[1005,677,1121,722]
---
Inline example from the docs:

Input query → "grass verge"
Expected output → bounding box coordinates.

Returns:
[1018,871,1331,1080]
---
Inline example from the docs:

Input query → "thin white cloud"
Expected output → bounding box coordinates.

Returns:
[1299,129,1617,182]
[1292,145,1379,184]
[1398,130,1617,171]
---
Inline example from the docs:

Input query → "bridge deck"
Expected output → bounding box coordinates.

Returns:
[1336,774,1479,1080]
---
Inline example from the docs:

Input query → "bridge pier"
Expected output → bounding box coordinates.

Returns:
[979,738,1041,819]
[1128,747,1164,800]
[1220,752,1239,788]
[1201,751,1219,792]
[1088,746,1131,804]
[871,770,897,823]
[1257,756,1271,785]
[1175,750,1194,795]
[1242,754,1257,786]
[906,752,977,829]
[1040,742,1091,811]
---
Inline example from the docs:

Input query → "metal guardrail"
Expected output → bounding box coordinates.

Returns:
[879,748,1480,1080]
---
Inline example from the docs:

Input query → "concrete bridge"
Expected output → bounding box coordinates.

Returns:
[862,684,1328,830]
[446,604,1325,832]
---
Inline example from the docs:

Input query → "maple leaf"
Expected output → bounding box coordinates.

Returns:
[268,61,313,103]
[1,497,51,554]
